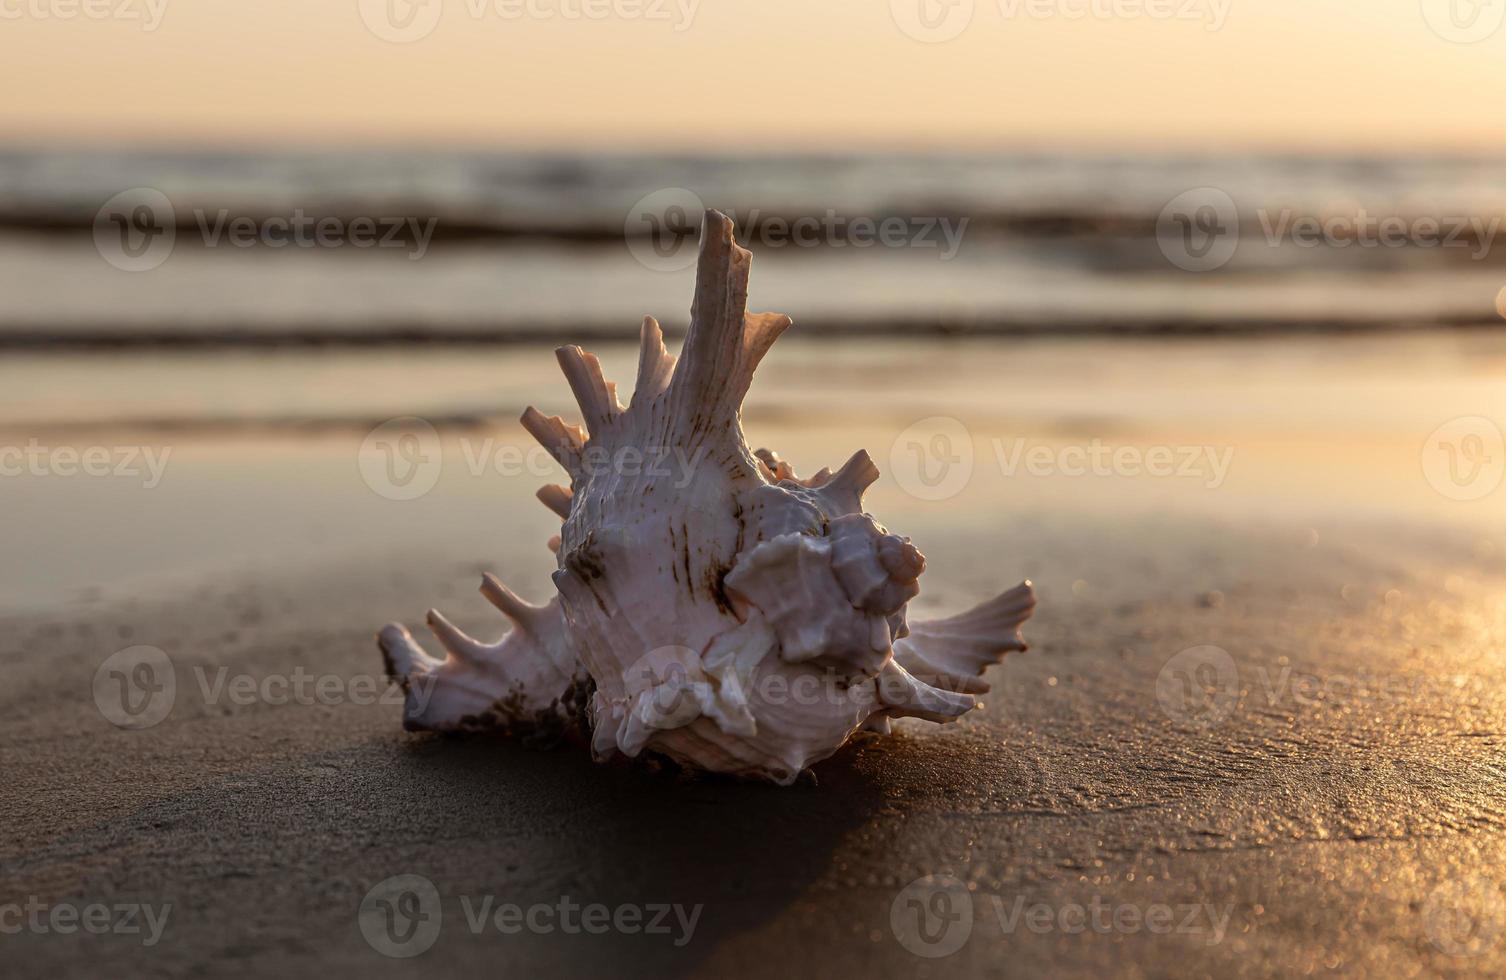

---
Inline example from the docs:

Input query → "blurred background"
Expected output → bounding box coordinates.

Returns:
[3,0,1506,606]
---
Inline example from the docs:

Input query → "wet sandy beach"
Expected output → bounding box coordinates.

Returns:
[3,334,1506,976]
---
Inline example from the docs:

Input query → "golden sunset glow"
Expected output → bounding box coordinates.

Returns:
[3,0,1504,150]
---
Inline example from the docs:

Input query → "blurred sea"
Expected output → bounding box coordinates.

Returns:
[2,147,1506,344]
[4,150,1506,608]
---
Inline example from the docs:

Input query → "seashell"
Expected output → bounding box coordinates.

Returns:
[376,209,1036,785]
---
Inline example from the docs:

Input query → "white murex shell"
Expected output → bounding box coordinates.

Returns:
[377,209,1036,785]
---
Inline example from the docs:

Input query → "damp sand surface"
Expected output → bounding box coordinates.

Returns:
[3,334,1506,977]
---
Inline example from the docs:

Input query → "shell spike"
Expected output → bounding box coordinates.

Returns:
[664,210,790,441]
[556,345,621,434]
[754,447,797,483]
[537,484,573,519]
[425,608,494,665]
[817,449,880,514]
[520,406,586,477]
[377,623,440,681]
[633,315,676,406]
[876,661,977,722]
[892,581,1038,694]
[479,573,548,632]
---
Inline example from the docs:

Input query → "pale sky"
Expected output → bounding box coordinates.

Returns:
[3,0,1504,151]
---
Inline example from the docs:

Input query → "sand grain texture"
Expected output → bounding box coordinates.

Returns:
[4,514,1505,978]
